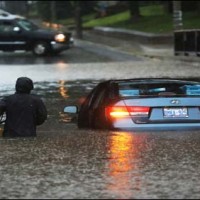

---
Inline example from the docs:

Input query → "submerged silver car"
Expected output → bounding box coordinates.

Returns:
[64,78,200,131]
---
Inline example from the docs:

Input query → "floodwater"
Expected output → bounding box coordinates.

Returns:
[0,41,200,198]
[1,80,200,199]
[1,128,200,199]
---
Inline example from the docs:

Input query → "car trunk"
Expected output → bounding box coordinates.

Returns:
[123,97,200,124]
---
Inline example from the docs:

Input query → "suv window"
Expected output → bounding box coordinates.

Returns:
[16,19,38,31]
[0,20,14,32]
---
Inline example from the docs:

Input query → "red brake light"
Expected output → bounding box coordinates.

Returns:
[106,106,129,118]
[106,106,150,118]
[127,106,150,116]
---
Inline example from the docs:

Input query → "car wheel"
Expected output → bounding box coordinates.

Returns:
[32,42,50,56]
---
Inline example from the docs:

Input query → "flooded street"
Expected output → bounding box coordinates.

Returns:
[1,127,200,199]
[1,80,200,199]
[1,129,200,199]
[1,41,200,199]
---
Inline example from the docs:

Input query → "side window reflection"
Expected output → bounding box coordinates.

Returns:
[0,21,14,33]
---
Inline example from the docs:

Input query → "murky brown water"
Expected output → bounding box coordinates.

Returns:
[1,128,200,199]
[1,80,200,199]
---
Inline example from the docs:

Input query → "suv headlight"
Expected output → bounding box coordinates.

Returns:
[55,33,65,42]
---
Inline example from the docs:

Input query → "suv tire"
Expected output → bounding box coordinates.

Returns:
[32,41,50,56]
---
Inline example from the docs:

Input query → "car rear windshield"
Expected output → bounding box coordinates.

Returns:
[117,81,200,97]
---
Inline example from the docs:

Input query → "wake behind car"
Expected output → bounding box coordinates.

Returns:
[64,78,200,131]
[0,10,73,56]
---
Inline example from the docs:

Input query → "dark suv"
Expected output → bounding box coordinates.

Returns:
[0,13,73,56]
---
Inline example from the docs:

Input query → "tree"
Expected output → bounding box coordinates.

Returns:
[74,1,82,39]
[128,0,141,21]
[50,1,56,23]
[4,1,28,16]
[197,1,200,14]
[36,1,51,21]
[162,1,173,14]
[36,1,73,21]
[55,1,73,20]
[173,1,183,30]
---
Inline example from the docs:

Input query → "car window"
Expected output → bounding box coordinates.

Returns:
[85,83,107,109]
[180,84,200,96]
[16,18,38,31]
[92,88,106,109]
[81,86,99,110]
[117,82,200,97]
[0,21,15,32]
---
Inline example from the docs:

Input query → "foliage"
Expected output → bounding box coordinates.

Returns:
[36,1,95,21]
[35,2,200,34]
[83,4,168,32]
[36,1,51,21]
[81,4,200,33]
[55,1,73,20]
[140,4,164,16]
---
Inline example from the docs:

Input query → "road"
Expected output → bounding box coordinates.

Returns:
[1,40,200,199]
[0,40,200,91]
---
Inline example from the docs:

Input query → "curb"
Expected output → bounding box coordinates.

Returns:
[93,26,173,44]
[81,27,200,63]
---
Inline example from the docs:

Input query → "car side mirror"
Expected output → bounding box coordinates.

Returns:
[13,26,21,32]
[64,106,78,114]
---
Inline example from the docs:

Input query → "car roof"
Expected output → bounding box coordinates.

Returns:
[96,78,200,91]
[107,78,200,85]
[0,9,24,20]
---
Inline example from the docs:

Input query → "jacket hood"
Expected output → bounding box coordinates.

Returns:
[15,77,34,94]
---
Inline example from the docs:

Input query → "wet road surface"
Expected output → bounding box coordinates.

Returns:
[1,41,200,198]
[0,40,142,65]
[1,127,200,199]
[1,81,200,199]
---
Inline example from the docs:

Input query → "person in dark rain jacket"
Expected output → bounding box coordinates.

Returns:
[0,77,47,137]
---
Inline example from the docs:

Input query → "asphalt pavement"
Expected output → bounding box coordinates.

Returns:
[79,27,200,64]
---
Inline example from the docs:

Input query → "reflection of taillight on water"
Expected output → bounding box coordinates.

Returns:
[106,106,150,118]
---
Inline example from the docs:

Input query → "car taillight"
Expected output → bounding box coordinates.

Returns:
[126,106,150,117]
[106,106,130,118]
[106,106,150,118]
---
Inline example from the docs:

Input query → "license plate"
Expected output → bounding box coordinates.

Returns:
[163,107,188,118]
